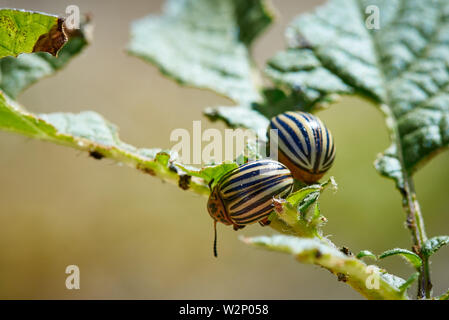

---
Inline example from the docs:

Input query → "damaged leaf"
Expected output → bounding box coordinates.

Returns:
[0,9,67,58]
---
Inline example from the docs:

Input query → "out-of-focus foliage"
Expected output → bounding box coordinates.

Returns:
[128,0,274,104]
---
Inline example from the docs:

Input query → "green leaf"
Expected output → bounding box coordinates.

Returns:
[0,94,210,196]
[268,178,335,238]
[0,21,90,99]
[379,248,422,269]
[0,9,67,58]
[286,184,322,207]
[398,272,419,292]
[204,105,269,138]
[286,177,337,208]
[356,250,377,260]
[175,162,238,188]
[267,0,449,186]
[378,272,406,291]
[204,89,307,137]
[422,235,449,257]
[242,235,408,300]
[128,0,274,104]
[265,49,353,107]
[436,289,449,300]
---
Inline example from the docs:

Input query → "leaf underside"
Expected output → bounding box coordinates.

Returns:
[127,0,274,105]
[0,3,424,301]
[422,235,449,257]
[265,0,449,187]
[243,235,408,300]
[130,0,449,189]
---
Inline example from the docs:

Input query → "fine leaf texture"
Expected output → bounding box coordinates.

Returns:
[128,0,274,104]
[422,235,449,257]
[265,0,449,187]
[243,235,408,300]
[0,9,66,58]
[379,248,423,269]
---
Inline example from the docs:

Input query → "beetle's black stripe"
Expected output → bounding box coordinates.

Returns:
[231,184,293,224]
[223,174,291,201]
[215,159,294,226]
[220,160,287,190]
[228,180,292,217]
[270,112,335,177]
[228,175,292,211]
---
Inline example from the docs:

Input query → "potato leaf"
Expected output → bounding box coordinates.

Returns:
[422,235,449,258]
[0,94,211,195]
[128,0,274,104]
[379,248,423,269]
[0,20,90,99]
[0,9,67,58]
[264,0,449,187]
[242,235,409,300]
[356,250,377,260]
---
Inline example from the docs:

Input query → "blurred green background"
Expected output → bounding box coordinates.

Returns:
[0,0,448,299]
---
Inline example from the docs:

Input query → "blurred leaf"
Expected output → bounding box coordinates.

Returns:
[436,290,449,300]
[0,9,67,58]
[398,272,419,292]
[422,235,449,258]
[204,105,269,139]
[242,235,408,300]
[204,88,307,136]
[0,21,91,99]
[128,0,274,104]
[253,88,306,119]
[379,248,422,269]
[379,272,406,290]
[267,0,449,186]
[356,250,377,260]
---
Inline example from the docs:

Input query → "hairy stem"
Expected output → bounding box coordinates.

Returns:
[403,179,431,298]
[380,104,431,299]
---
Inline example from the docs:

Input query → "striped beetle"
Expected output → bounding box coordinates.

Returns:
[269,111,335,184]
[207,159,294,256]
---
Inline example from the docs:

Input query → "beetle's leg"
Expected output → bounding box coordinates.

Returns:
[259,217,271,226]
[208,178,215,191]
[233,224,245,231]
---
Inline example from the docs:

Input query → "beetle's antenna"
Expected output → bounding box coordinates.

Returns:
[213,220,218,258]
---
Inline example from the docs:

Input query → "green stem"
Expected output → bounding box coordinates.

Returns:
[379,104,431,299]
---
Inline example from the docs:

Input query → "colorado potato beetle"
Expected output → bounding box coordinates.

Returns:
[269,111,335,184]
[207,159,294,256]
